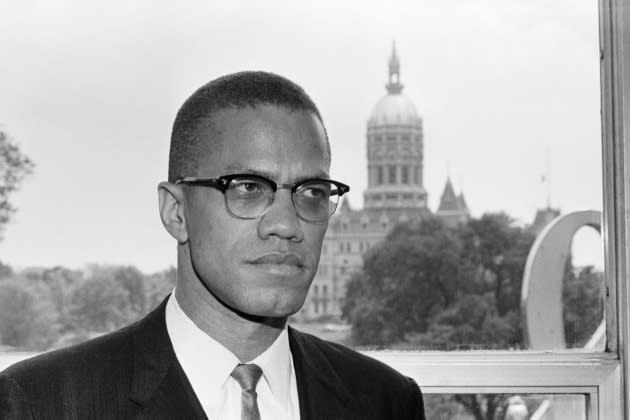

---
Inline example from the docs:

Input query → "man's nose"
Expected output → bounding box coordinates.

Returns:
[257,189,304,242]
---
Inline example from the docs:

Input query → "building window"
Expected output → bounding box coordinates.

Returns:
[377,166,384,185]
[386,135,396,142]
[402,166,409,184]
[388,165,396,183]
[401,135,410,141]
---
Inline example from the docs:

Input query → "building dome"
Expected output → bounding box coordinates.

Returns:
[369,93,420,126]
[367,42,421,127]
[364,42,428,214]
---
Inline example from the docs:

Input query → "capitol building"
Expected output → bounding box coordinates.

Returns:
[298,45,470,320]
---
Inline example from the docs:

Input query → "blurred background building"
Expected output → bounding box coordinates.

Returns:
[299,45,470,320]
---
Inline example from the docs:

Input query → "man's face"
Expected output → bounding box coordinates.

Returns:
[182,104,330,318]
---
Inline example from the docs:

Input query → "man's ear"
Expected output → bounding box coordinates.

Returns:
[158,181,189,244]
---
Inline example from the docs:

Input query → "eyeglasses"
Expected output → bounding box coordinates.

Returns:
[175,173,350,224]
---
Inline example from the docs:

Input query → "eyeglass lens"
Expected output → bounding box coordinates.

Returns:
[225,177,340,222]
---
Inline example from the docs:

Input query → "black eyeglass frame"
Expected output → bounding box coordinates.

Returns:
[175,173,350,224]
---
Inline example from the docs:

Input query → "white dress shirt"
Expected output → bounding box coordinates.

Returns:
[165,293,301,420]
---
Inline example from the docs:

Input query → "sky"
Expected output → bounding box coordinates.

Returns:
[0,0,604,273]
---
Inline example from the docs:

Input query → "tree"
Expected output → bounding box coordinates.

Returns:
[41,266,84,334]
[0,260,13,279]
[342,217,475,346]
[342,213,536,420]
[0,129,34,239]
[69,272,134,333]
[462,213,536,317]
[110,265,147,316]
[564,265,604,347]
[411,294,521,351]
[0,279,56,349]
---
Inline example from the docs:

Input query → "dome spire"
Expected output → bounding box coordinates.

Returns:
[386,40,404,94]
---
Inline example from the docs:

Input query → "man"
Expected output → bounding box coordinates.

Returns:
[0,72,425,419]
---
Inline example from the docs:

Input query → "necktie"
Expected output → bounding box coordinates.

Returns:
[231,363,263,420]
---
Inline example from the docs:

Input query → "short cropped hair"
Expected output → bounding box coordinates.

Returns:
[168,71,329,183]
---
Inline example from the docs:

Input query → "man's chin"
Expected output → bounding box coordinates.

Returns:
[236,294,306,321]
[250,302,303,319]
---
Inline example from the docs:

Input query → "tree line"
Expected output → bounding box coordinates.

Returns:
[0,263,176,350]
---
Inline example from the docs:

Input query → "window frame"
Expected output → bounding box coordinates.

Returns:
[359,1,630,418]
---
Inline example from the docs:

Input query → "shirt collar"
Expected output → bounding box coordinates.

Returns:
[166,292,293,407]
[249,319,292,404]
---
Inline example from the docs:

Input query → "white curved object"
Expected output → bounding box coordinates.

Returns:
[521,210,602,350]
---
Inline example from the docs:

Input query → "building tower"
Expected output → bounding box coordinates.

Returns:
[436,177,470,228]
[298,43,439,321]
[363,42,429,222]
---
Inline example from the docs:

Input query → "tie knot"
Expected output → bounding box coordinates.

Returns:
[231,363,263,392]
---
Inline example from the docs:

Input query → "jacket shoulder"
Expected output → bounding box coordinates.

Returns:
[292,328,410,383]
[0,323,140,419]
[290,328,425,419]
[2,322,136,382]
[0,320,138,409]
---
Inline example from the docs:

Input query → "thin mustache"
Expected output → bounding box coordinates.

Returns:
[249,252,304,266]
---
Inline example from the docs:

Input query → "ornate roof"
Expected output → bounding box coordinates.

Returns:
[437,177,469,213]
[368,42,421,127]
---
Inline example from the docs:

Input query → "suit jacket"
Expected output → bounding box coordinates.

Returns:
[0,299,425,420]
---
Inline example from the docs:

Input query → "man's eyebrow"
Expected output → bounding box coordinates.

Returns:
[222,164,277,180]
[221,164,330,181]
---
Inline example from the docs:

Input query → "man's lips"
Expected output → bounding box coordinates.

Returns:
[246,253,307,276]
[248,253,304,267]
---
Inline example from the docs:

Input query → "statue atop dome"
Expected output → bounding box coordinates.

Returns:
[386,41,404,94]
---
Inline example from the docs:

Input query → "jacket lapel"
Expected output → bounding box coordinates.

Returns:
[128,300,353,420]
[289,327,353,420]
[129,297,207,419]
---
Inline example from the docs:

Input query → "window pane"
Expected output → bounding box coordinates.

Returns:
[0,2,604,355]
[303,0,603,352]
[424,393,587,420]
